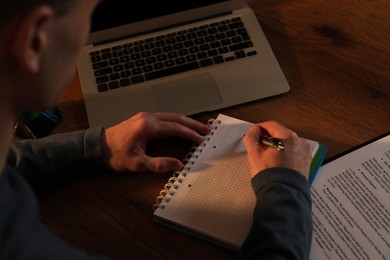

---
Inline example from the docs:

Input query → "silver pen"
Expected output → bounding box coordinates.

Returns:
[260,136,286,151]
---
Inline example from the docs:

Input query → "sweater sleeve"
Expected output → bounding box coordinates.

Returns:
[7,127,106,190]
[241,167,312,260]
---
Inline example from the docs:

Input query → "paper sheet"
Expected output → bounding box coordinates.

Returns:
[310,134,390,260]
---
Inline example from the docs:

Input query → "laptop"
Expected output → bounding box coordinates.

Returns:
[77,0,290,127]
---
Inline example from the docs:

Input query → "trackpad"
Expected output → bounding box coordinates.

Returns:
[151,73,223,114]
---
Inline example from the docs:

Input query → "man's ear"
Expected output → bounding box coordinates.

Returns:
[10,6,54,73]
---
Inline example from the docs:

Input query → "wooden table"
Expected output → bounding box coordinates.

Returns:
[38,0,390,259]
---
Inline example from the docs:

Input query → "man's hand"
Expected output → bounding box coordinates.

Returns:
[101,112,211,173]
[243,121,313,179]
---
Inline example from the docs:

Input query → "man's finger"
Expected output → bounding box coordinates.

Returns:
[144,156,183,173]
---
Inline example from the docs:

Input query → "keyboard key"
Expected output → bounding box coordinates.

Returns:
[232,36,242,43]
[93,61,108,70]
[120,56,130,63]
[134,45,144,52]
[187,32,197,39]
[247,51,257,56]
[96,75,109,84]
[173,43,184,50]
[164,60,175,67]
[131,75,145,84]
[97,83,108,92]
[221,39,231,46]
[141,50,152,57]
[184,40,195,47]
[109,58,119,66]
[207,50,218,57]
[229,21,244,29]
[145,62,200,81]
[153,62,164,70]
[95,67,113,77]
[205,36,215,42]
[155,40,165,47]
[120,78,131,87]
[166,37,176,44]
[109,73,120,80]
[213,56,224,64]
[102,53,112,60]
[178,49,189,56]
[229,41,253,52]
[157,54,168,61]
[90,50,100,56]
[225,56,235,62]
[200,44,210,51]
[163,45,173,53]
[152,48,163,55]
[194,38,205,45]
[113,64,124,72]
[189,46,200,54]
[197,52,207,59]
[218,47,229,54]
[146,57,157,64]
[120,70,131,78]
[142,65,153,73]
[112,50,123,57]
[135,59,146,67]
[210,41,221,49]
[130,53,141,60]
[186,55,196,62]
[226,31,237,37]
[197,30,207,37]
[145,37,155,42]
[131,68,142,75]
[200,58,213,67]
[168,51,178,59]
[218,25,228,32]
[144,42,155,49]
[124,62,135,69]
[207,28,218,34]
[91,55,101,63]
[235,50,246,59]
[109,81,120,89]
[175,57,186,64]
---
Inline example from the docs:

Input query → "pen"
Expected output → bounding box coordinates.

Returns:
[260,136,286,151]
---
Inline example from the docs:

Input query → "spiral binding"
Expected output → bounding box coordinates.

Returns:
[153,118,222,210]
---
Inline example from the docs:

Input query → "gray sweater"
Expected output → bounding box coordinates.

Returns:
[0,127,312,259]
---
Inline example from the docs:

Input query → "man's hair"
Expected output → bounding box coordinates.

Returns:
[0,0,72,25]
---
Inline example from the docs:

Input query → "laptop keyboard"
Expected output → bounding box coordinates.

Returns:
[89,17,257,92]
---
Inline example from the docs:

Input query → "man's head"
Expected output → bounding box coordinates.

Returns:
[0,0,100,113]
[0,1,70,25]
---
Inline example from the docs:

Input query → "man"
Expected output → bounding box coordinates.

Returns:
[0,1,313,259]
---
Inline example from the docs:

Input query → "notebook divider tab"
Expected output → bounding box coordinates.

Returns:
[153,118,222,210]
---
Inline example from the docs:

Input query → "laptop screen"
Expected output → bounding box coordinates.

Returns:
[91,0,228,33]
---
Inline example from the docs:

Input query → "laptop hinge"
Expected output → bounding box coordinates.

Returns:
[93,11,233,47]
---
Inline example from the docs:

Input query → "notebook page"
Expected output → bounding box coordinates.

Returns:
[154,114,323,248]
[154,114,255,248]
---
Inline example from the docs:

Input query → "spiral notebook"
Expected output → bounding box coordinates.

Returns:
[153,114,328,249]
